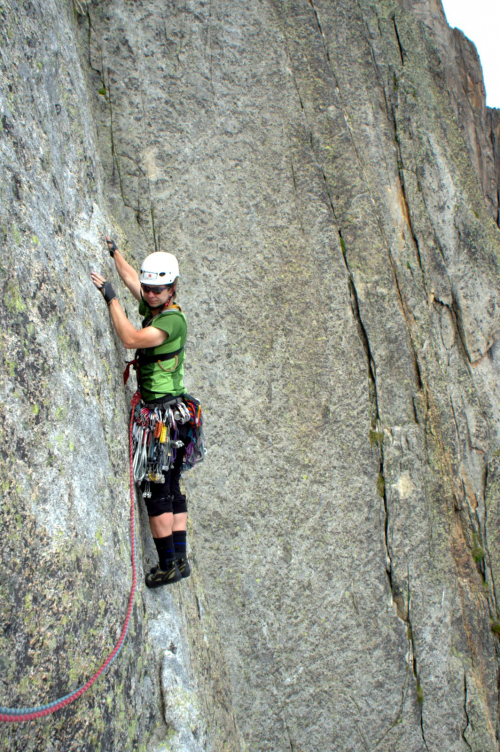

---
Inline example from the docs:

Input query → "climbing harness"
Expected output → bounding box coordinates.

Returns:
[123,346,185,386]
[131,394,206,488]
[0,391,142,723]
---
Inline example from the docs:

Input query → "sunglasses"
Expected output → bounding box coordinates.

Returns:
[141,284,170,294]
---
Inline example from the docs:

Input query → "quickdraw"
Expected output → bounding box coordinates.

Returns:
[131,396,205,483]
[182,394,206,470]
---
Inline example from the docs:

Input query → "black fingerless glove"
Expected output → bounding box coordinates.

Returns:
[107,239,118,257]
[100,281,117,305]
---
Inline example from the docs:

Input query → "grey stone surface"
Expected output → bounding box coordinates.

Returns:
[0,1,237,751]
[1,0,500,750]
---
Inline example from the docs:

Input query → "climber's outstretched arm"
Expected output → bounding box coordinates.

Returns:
[90,272,167,350]
[105,236,142,302]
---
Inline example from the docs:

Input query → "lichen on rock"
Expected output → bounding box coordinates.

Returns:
[1,0,500,750]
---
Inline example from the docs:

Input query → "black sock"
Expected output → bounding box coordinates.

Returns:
[173,531,187,560]
[153,535,175,569]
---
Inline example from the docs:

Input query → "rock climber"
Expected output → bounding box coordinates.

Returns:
[91,237,192,588]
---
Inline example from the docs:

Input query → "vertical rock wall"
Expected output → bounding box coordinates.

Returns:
[1,0,500,751]
[403,0,500,225]
[0,1,238,751]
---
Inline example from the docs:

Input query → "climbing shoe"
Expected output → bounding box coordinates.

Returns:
[176,558,191,579]
[145,560,182,589]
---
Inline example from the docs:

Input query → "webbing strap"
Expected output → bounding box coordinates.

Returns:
[136,345,184,365]
[123,346,184,385]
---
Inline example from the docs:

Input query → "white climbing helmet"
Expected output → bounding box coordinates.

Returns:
[139,252,179,285]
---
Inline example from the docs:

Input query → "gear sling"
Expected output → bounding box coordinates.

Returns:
[125,303,206,492]
[123,304,185,387]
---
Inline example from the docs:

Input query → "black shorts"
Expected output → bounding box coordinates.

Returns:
[140,421,191,516]
[142,482,174,516]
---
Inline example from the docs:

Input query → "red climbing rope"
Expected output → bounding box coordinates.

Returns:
[0,391,142,723]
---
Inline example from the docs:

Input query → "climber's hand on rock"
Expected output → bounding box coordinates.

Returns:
[91,272,117,305]
[91,271,106,290]
[104,235,118,257]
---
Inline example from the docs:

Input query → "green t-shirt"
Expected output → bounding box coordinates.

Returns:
[138,301,187,402]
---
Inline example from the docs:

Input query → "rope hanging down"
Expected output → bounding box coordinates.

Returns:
[0,391,142,723]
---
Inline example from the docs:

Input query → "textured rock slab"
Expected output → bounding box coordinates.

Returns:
[80,0,500,750]
[0,2,236,751]
[1,0,500,750]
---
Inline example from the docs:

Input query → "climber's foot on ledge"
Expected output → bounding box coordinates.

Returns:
[145,561,182,588]
[177,558,191,579]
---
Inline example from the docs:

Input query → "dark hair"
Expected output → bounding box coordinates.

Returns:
[168,277,179,301]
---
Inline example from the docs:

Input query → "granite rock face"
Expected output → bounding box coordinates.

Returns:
[0,1,237,750]
[1,0,500,751]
